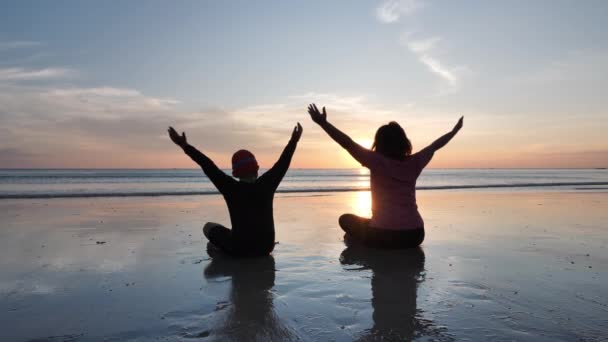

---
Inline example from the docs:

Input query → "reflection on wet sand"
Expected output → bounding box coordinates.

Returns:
[340,242,451,341]
[203,244,295,341]
[1,192,606,340]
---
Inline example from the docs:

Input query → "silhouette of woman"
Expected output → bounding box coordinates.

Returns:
[340,243,450,340]
[308,104,463,248]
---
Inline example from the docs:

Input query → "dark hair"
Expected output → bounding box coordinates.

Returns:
[372,121,412,160]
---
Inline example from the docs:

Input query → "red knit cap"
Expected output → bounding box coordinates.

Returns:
[231,149,259,178]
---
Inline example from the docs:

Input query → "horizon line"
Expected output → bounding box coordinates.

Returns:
[0,167,606,170]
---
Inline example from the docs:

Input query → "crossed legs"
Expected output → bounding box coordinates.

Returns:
[338,213,424,249]
[203,222,234,254]
[338,214,371,241]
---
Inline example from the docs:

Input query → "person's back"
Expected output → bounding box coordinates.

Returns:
[168,123,303,257]
[218,166,296,256]
[224,181,274,234]
[367,148,434,230]
[308,103,462,248]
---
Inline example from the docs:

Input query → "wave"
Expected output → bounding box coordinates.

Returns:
[0,173,368,180]
[0,173,368,182]
[1,182,607,199]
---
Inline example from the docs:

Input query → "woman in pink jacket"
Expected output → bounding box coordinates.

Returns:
[308,104,463,248]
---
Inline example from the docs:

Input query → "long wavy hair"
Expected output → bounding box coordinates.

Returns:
[372,121,412,160]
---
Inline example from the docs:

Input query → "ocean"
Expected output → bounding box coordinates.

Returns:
[0,168,607,199]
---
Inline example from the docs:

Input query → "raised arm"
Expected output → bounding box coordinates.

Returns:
[259,123,302,189]
[423,116,463,153]
[308,103,372,166]
[168,126,233,191]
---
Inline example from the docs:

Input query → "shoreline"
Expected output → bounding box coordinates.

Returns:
[1,181,607,199]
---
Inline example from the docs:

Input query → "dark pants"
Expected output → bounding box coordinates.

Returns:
[204,222,274,257]
[338,214,424,249]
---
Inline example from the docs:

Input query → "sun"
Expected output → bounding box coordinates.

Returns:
[356,138,374,149]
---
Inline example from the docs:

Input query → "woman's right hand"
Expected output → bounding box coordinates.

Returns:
[308,103,327,125]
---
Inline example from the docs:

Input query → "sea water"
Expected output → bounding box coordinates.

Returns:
[0,168,607,199]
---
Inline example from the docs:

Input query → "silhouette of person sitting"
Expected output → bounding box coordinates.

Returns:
[309,103,463,248]
[168,124,302,257]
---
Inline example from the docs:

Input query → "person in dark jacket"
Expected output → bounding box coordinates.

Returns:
[168,123,302,257]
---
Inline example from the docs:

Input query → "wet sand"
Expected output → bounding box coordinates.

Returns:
[0,190,607,341]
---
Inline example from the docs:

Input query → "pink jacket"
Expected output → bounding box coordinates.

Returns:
[346,142,434,230]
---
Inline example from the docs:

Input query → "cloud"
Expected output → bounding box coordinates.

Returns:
[376,0,425,23]
[47,87,143,97]
[0,41,42,50]
[0,84,179,123]
[402,35,466,90]
[40,86,179,119]
[0,67,73,82]
[418,55,457,85]
[406,36,439,54]
[0,83,183,161]
[0,81,414,167]
[288,93,368,112]
[0,80,303,167]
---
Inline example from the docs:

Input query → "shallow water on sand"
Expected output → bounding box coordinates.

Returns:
[0,191,607,341]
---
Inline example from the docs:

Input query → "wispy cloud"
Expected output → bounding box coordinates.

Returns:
[288,93,369,112]
[402,35,466,90]
[376,0,425,23]
[47,87,143,97]
[0,67,73,81]
[0,41,42,50]
[0,82,414,167]
[418,55,457,85]
[0,82,187,167]
[0,84,180,126]
[374,0,468,92]
[406,36,440,54]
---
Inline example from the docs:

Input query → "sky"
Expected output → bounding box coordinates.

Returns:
[0,0,607,169]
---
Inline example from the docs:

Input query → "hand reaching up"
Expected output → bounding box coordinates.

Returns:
[308,103,327,125]
[291,122,303,142]
[453,116,464,133]
[168,126,188,148]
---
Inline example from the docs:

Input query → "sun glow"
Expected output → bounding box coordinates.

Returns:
[352,191,372,217]
[356,139,374,149]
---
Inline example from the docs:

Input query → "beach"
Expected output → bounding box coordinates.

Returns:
[2,0,607,340]
[1,189,607,341]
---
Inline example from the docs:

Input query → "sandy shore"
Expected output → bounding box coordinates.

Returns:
[1,190,607,341]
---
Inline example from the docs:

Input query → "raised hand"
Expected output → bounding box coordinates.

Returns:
[291,122,303,142]
[308,103,327,125]
[453,116,464,133]
[168,126,188,148]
